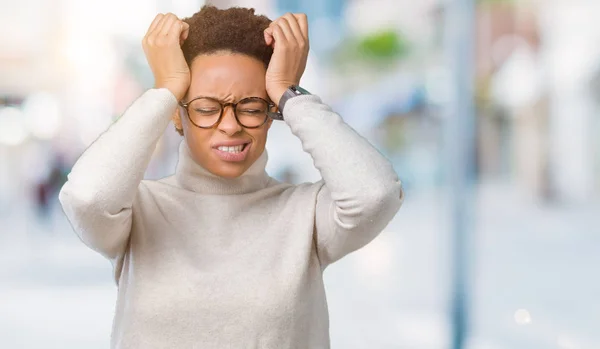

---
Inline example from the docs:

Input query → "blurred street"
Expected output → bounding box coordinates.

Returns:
[2,181,598,349]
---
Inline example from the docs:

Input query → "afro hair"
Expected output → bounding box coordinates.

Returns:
[181,5,274,68]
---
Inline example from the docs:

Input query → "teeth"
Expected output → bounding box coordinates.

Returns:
[217,145,244,153]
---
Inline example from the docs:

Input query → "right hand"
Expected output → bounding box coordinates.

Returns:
[142,13,190,101]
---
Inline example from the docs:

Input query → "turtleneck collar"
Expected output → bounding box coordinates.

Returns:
[174,140,270,195]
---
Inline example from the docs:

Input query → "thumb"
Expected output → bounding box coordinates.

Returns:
[179,22,190,45]
[264,28,273,46]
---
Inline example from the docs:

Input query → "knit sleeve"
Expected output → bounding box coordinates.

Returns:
[58,88,178,273]
[282,94,404,268]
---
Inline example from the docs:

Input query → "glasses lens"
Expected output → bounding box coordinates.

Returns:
[188,98,222,127]
[236,98,269,127]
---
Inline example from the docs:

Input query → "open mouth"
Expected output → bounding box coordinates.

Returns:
[215,142,250,153]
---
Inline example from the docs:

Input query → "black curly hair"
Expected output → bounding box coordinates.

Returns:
[181,5,273,68]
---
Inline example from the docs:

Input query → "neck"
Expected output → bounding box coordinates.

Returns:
[174,140,270,195]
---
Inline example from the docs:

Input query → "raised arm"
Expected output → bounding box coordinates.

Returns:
[286,95,403,266]
[264,13,403,268]
[59,89,177,261]
[59,13,190,270]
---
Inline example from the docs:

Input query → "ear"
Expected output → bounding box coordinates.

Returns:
[172,107,184,135]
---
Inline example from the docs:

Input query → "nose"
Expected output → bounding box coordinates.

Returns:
[217,105,243,135]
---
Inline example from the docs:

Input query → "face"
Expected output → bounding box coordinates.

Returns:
[173,52,273,179]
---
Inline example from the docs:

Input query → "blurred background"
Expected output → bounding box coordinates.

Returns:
[1,0,599,348]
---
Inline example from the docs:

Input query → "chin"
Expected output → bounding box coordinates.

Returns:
[217,170,244,179]
[209,162,248,179]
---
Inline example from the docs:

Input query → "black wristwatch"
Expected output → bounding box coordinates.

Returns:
[268,85,311,121]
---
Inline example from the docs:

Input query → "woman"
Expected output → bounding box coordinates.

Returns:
[59,5,403,349]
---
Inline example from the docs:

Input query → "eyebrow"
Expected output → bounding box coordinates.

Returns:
[187,95,273,103]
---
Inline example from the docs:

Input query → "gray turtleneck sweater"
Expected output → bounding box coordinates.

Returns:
[58,88,403,349]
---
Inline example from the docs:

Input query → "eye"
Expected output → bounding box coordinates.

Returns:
[194,108,219,115]
[239,109,263,114]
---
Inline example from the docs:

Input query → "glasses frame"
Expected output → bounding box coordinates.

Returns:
[178,96,283,129]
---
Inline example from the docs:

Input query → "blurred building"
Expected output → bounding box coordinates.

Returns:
[434,0,600,204]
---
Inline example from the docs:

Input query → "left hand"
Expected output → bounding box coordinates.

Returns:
[264,13,309,106]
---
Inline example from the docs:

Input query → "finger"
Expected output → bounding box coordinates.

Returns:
[293,13,309,41]
[147,15,168,40]
[264,27,274,46]
[282,13,305,45]
[266,21,287,47]
[273,18,295,43]
[150,13,172,37]
[166,20,186,47]
[158,13,179,37]
[147,14,164,36]
[180,21,190,45]
[271,23,288,48]
[264,28,272,45]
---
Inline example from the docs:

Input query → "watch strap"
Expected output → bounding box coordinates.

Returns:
[278,85,311,114]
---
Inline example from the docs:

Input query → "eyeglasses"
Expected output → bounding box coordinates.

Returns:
[178,96,283,129]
